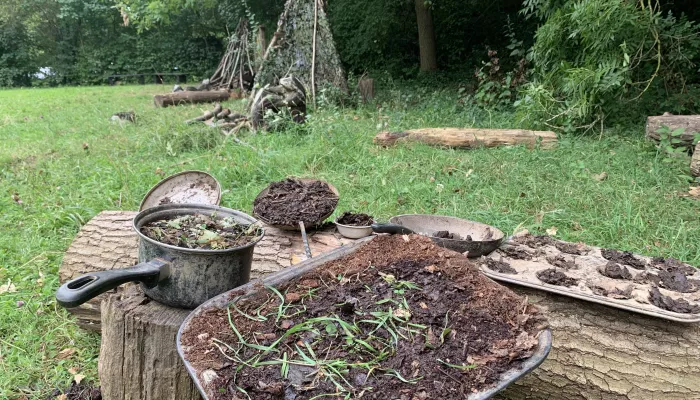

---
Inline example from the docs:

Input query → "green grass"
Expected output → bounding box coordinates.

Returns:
[0,84,698,398]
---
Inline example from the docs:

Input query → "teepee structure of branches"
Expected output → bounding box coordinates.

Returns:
[209,20,256,91]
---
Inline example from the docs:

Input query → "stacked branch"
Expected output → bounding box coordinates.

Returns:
[209,20,255,92]
[186,103,250,135]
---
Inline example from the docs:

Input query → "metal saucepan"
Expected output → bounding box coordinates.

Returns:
[371,214,504,257]
[56,204,264,309]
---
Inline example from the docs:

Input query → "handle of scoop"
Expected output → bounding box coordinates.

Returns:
[56,258,171,308]
[371,223,416,235]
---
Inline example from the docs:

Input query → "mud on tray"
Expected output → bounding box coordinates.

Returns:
[180,235,549,400]
[480,234,700,322]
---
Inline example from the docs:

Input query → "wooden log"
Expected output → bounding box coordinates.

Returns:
[374,128,558,149]
[153,90,230,108]
[59,211,355,332]
[497,285,700,400]
[358,77,375,103]
[99,285,201,400]
[692,142,700,177]
[59,211,139,331]
[646,114,700,149]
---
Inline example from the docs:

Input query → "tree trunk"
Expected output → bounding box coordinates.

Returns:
[99,285,201,400]
[153,90,230,108]
[358,77,375,103]
[256,25,267,64]
[414,0,437,72]
[59,211,355,332]
[646,115,700,150]
[496,285,700,400]
[691,142,700,177]
[374,128,558,149]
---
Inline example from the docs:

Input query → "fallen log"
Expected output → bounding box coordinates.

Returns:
[154,90,230,108]
[646,114,700,149]
[374,128,558,149]
[692,142,700,177]
[59,211,355,331]
[498,285,700,400]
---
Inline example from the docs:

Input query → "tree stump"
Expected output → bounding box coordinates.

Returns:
[496,285,700,400]
[358,77,374,103]
[691,142,700,177]
[59,211,355,332]
[646,114,700,150]
[99,285,201,400]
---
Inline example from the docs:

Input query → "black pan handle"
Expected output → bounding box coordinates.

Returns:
[56,258,171,308]
[371,223,416,235]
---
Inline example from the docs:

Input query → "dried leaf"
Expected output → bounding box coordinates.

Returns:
[593,172,608,181]
[74,373,86,384]
[82,142,89,150]
[57,395,67,400]
[56,348,76,360]
[155,167,164,176]
[424,265,438,273]
[690,186,700,198]
[0,279,17,294]
[546,226,558,236]
[465,169,474,178]
[394,308,411,319]
[68,366,80,375]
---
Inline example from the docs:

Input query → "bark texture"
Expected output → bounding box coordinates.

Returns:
[99,285,201,400]
[254,0,347,92]
[691,142,700,177]
[496,285,700,400]
[59,211,354,332]
[358,77,375,103]
[153,90,230,107]
[414,0,437,72]
[374,128,558,149]
[646,115,700,149]
[59,211,139,331]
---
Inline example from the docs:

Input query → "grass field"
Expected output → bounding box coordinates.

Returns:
[0,84,698,398]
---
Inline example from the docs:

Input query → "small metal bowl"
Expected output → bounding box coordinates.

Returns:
[334,219,373,239]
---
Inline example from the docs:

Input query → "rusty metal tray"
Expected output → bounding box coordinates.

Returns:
[480,236,700,324]
[177,238,552,400]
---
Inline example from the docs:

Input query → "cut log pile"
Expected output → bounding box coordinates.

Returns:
[374,128,558,149]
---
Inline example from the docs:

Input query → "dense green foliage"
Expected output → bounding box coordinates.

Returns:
[516,0,700,131]
[0,0,225,86]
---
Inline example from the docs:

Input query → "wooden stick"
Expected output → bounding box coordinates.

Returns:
[311,0,319,105]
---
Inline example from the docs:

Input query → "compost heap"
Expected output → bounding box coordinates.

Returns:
[181,235,548,399]
[253,178,338,226]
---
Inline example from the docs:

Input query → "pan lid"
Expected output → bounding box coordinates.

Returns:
[139,170,222,211]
